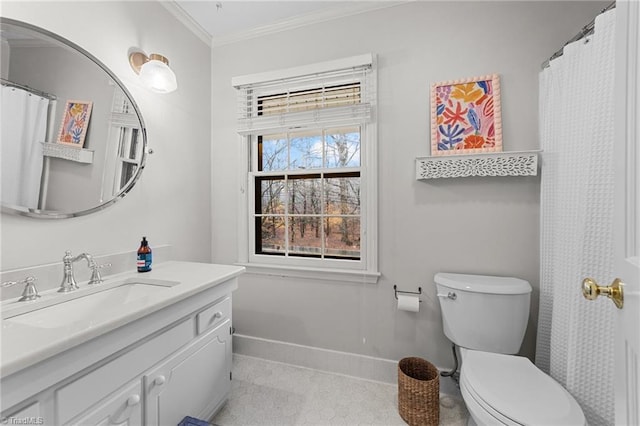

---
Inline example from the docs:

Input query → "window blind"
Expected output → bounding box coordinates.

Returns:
[233,55,375,135]
[109,90,140,128]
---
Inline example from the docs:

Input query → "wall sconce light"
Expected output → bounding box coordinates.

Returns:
[129,51,177,94]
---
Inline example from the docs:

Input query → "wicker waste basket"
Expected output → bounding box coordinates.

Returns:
[398,357,440,426]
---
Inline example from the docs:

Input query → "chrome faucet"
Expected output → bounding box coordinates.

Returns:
[88,260,111,285]
[59,251,111,292]
[59,251,86,292]
[2,276,40,301]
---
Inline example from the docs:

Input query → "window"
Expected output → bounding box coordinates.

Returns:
[256,127,361,260]
[102,90,143,198]
[233,54,379,282]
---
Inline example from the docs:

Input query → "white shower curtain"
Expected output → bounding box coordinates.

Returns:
[537,9,616,426]
[1,86,48,209]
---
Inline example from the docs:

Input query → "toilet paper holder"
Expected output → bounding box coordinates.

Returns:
[393,285,422,302]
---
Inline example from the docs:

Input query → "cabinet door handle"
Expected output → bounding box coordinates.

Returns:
[212,312,222,320]
[153,375,166,386]
[126,395,141,407]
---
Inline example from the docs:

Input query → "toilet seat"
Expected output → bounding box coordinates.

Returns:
[460,373,521,425]
[460,350,585,426]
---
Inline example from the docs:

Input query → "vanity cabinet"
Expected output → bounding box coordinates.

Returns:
[68,317,231,426]
[145,319,231,426]
[57,320,194,425]
[0,265,241,426]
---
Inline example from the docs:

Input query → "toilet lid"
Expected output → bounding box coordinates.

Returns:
[434,273,532,295]
[461,350,585,425]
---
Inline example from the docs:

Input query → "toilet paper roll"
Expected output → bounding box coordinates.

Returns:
[397,294,420,312]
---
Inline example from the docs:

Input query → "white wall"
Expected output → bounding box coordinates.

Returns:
[211,1,609,367]
[0,2,212,271]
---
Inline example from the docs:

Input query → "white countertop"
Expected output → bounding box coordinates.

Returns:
[0,261,244,377]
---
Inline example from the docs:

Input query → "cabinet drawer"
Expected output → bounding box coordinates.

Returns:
[196,297,231,335]
[56,319,193,425]
[66,380,142,426]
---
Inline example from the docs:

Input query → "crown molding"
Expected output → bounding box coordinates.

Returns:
[162,1,407,49]
[161,1,213,47]
[213,2,406,47]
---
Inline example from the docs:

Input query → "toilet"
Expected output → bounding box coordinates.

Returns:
[435,272,585,426]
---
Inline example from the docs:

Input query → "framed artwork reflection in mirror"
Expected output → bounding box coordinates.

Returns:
[56,100,93,147]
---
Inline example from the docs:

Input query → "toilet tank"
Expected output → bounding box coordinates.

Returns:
[435,273,532,355]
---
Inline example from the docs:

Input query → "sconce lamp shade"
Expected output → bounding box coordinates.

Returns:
[129,52,177,94]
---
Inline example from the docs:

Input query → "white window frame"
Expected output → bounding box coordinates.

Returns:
[233,54,379,284]
[102,90,143,201]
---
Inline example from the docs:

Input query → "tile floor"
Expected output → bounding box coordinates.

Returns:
[212,354,469,426]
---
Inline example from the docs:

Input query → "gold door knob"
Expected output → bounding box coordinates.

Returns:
[582,277,624,309]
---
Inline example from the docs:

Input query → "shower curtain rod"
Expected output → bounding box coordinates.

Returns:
[541,1,616,69]
[1,78,57,100]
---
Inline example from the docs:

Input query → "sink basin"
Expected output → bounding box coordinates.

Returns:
[4,278,179,329]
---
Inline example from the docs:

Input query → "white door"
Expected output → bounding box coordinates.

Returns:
[584,2,640,423]
[614,1,639,424]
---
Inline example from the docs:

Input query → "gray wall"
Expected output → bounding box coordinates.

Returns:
[1,40,9,77]
[210,1,608,367]
[0,2,212,271]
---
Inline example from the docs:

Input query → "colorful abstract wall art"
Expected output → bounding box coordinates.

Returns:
[430,74,502,155]
[56,100,93,147]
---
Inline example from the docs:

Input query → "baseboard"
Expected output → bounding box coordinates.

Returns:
[233,334,461,397]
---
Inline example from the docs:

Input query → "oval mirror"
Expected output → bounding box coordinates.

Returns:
[0,18,147,219]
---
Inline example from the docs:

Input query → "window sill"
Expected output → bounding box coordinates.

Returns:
[235,263,381,284]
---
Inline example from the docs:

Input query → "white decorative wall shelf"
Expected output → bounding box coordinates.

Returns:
[42,142,94,164]
[415,150,540,180]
